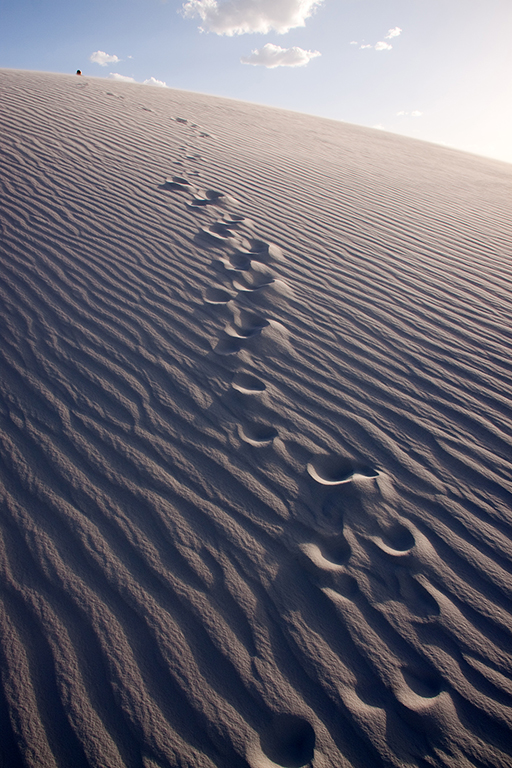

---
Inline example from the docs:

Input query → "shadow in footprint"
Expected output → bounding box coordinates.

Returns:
[402,667,443,699]
[308,454,379,485]
[197,226,237,246]
[160,176,193,191]
[213,337,245,355]
[189,190,236,209]
[232,272,275,292]
[226,252,252,271]
[238,423,277,446]
[236,240,285,264]
[203,287,235,304]
[231,372,266,394]
[377,523,416,556]
[260,714,315,768]
[320,535,352,565]
[227,309,270,338]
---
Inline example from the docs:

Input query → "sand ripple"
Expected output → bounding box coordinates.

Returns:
[1,69,512,768]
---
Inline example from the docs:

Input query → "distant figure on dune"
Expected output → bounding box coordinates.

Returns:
[76,70,82,76]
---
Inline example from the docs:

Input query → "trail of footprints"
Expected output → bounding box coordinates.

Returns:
[164,120,287,448]
[163,118,450,762]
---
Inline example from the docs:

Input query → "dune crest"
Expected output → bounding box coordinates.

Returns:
[1,69,512,767]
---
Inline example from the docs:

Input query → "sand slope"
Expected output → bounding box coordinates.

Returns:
[1,69,512,768]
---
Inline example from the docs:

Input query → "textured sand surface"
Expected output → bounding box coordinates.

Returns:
[1,69,512,768]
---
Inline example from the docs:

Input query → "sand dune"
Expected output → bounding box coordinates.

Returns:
[1,69,511,768]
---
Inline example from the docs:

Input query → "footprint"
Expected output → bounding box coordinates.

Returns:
[218,253,252,272]
[307,455,379,485]
[222,213,248,225]
[236,241,284,264]
[213,337,245,356]
[231,372,266,394]
[299,535,351,570]
[199,225,237,245]
[189,190,236,209]
[320,535,352,566]
[401,667,442,698]
[374,523,416,556]
[232,278,274,293]
[164,176,193,191]
[238,424,278,446]
[225,323,264,339]
[203,287,235,304]
[259,714,315,768]
[232,266,275,292]
[226,310,269,338]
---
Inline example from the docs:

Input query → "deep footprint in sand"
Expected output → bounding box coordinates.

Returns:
[307,454,379,485]
[231,263,276,291]
[401,667,443,699]
[226,310,269,338]
[164,176,194,191]
[231,372,267,394]
[189,189,237,209]
[374,523,416,557]
[238,423,278,446]
[213,336,245,355]
[235,240,285,264]
[203,287,236,304]
[300,534,352,570]
[259,714,316,768]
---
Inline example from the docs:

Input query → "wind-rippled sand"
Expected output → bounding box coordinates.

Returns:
[1,69,512,768]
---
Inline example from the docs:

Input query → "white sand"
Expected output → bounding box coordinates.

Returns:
[0,69,511,768]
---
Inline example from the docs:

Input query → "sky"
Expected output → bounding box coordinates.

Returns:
[1,0,511,164]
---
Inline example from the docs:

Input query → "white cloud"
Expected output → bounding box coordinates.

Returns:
[90,50,120,66]
[385,26,402,39]
[241,43,320,68]
[143,77,168,87]
[397,110,423,117]
[375,41,392,51]
[411,110,423,117]
[109,73,136,82]
[359,44,372,49]
[181,0,324,35]
[349,40,358,45]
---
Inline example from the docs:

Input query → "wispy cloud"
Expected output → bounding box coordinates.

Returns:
[108,73,135,82]
[397,110,423,117]
[385,27,402,39]
[90,50,120,66]
[181,0,324,35]
[143,77,167,87]
[354,27,403,51]
[241,43,320,68]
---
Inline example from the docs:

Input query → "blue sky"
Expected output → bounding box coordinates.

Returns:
[1,0,511,163]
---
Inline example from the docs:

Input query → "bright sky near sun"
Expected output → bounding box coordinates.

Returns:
[1,0,511,163]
